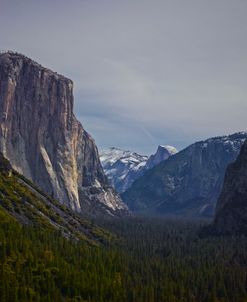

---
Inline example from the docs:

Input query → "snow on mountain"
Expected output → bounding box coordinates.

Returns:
[100,145,178,193]
[122,132,247,218]
[100,148,148,193]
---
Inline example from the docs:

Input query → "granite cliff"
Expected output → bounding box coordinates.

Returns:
[0,51,127,215]
[145,145,178,170]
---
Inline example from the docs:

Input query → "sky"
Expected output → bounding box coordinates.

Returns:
[1,0,247,154]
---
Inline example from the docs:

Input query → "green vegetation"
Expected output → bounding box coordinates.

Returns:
[0,167,113,245]
[0,155,247,301]
[0,205,122,302]
[1,211,247,301]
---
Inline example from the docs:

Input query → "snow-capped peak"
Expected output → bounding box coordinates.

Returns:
[100,148,148,193]
[100,144,178,193]
[100,148,148,168]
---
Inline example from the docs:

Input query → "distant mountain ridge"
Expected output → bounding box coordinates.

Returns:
[100,145,177,193]
[122,132,247,218]
[100,147,148,193]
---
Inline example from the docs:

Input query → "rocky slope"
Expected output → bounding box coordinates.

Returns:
[100,145,177,193]
[0,51,127,215]
[0,153,112,244]
[122,132,247,217]
[214,140,247,234]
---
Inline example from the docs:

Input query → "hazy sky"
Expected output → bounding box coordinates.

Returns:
[1,0,247,154]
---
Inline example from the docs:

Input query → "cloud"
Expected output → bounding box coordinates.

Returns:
[1,0,247,153]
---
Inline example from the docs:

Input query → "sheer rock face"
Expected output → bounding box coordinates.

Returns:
[0,52,127,215]
[145,145,178,170]
[214,140,247,235]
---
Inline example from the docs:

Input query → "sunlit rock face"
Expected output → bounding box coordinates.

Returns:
[0,51,128,215]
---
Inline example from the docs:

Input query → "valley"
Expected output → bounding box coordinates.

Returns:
[1,213,247,302]
[0,50,247,302]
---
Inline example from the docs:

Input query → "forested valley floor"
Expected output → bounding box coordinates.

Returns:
[1,210,247,302]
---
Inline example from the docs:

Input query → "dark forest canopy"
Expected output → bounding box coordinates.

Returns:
[1,211,247,302]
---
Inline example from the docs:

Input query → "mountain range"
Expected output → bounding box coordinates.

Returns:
[100,145,177,193]
[1,51,247,235]
[2,50,247,302]
[122,132,247,218]
[100,147,148,193]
